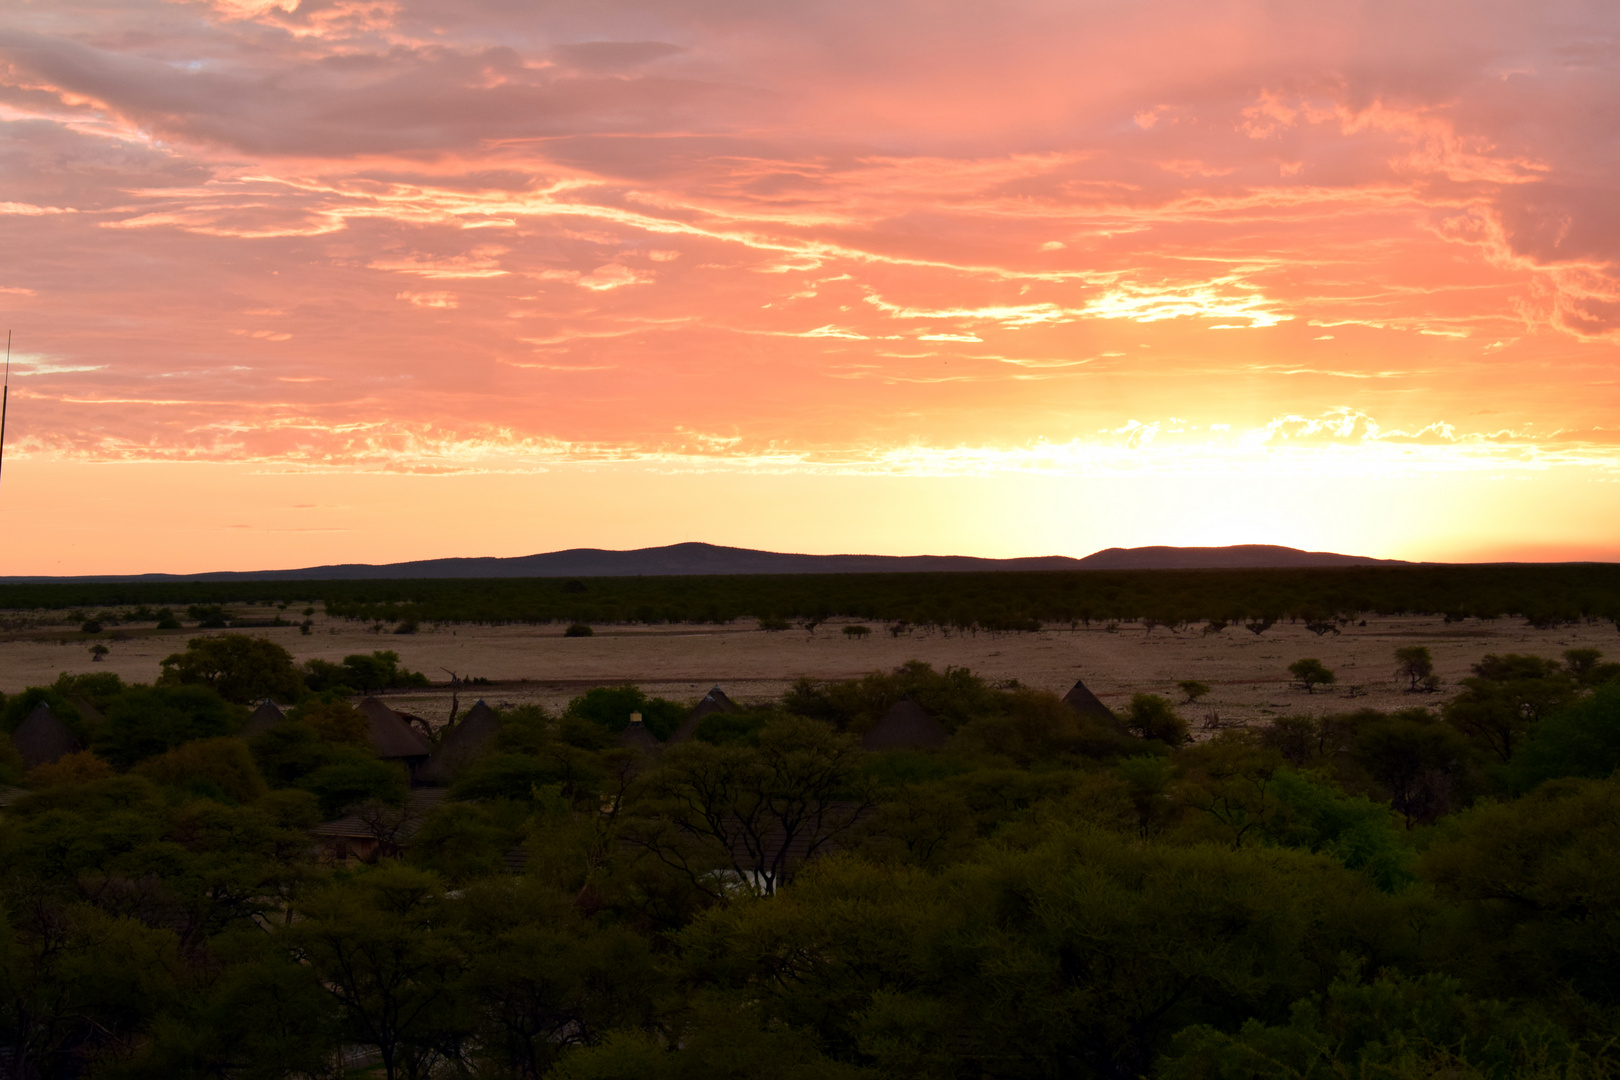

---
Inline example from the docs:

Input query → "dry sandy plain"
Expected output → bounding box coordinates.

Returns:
[4,605,1618,731]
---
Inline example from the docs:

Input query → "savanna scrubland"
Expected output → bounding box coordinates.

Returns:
[1,568,1619,1079]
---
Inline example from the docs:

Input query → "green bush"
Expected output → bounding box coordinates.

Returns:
[0,731,23,786]
[187,604,230,628]
[407,803,512,881]
[1267,769,1414,892]
[1127,693,1189,746]
[1420,774,1620,1005]
[452,753,575,802]
[565,685,685,740]
[1511,682,1620,790]
[249,721,336,787]
[297,753,408,818]
[1162,968,1587,1080]
[95,684,242,768]
[133,737,269,804]
[694,710,770,745]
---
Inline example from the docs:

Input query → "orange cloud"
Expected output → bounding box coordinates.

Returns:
[1,0,1618,570]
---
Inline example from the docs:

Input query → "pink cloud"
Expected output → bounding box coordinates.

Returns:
[0,0,1616,490]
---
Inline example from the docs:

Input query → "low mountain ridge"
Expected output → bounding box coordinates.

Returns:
[1075,544,1405,570]
[0,542,1406,582]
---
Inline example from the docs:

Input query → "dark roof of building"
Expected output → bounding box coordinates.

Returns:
[240,699,287,738]
[862,697,949,750]
[356,697,433,760]
[312,786,448,840]
[416,700,501,786]
[670,685,740,742]
[617,719,662,754]
[12,703,81,768]
[1062,678,1120,724]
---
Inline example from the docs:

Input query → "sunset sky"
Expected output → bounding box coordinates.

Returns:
[2,0,1618,574]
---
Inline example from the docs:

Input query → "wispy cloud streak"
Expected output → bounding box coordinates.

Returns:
[0,0,1617,487]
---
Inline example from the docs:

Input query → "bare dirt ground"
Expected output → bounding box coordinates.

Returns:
[4,605,1618,730]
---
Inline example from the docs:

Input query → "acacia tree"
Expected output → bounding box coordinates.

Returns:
[1173,732,1295,849]
[458,881,659,1079]
[1443,653,1576,763]
[0,888,181,1079]
[1352,711,1471,827]
[287,865,469,1080]
[1562,647,1620,686]
[1288,658,1336,694]
[621,716,874,896]
[1178,680,1211,705]
[159,634,304,704]
[1394,646,1435,691]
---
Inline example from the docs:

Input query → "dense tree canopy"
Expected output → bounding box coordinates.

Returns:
[5,563,1620,633]
[159,634,304,704]
[1,640,1618,1079]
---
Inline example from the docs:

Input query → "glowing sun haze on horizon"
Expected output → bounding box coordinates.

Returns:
[1,0,1618,573]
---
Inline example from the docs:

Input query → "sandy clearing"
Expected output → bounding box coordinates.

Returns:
[4,605,1617,729]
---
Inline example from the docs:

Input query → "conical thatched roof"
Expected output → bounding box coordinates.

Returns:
[617,718,662,754]
[240,699,287,738]
[356,697,432,760]
[13,703,81,768]
[68,697,105,729]
[670,685,739,743]
[417,700,501,786]
[1062,678,1120,724]
[862,698,948,751]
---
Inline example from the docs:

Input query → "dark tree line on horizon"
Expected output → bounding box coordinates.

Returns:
[3,564,1620,633]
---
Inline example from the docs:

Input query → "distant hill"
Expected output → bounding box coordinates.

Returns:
[0,542,1406,582]
[1074,545,1407,570]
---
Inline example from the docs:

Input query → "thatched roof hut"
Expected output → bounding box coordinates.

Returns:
[617,715,662,754]
[312,787,447,865]
[862,698,948,751]
[1062,678,1121,724]
[12,703,81,769]
[417,700,501,786]
[240,699,287,739]
[356,697,432,762]
[670,685,739,743]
